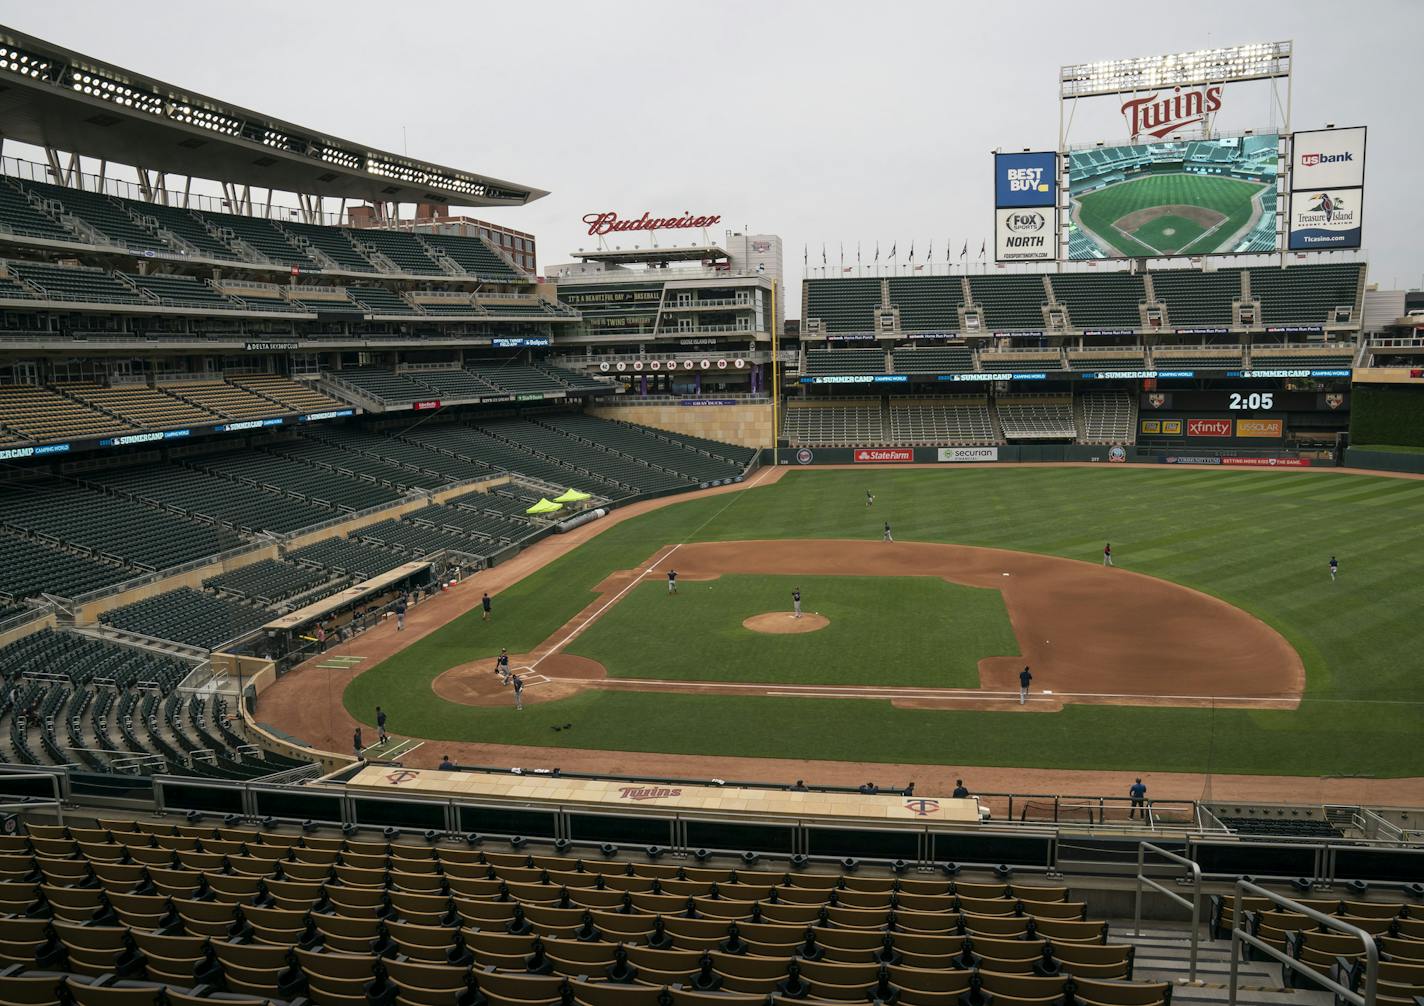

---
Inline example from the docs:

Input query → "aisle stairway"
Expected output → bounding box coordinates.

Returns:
[1124,922,1333,1006]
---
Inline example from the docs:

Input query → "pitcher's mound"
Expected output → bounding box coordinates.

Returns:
[743,612,829,634]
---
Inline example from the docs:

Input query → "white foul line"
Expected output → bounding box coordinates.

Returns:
[530,463,779,671]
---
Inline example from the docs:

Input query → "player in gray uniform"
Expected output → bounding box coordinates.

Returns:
[883,521,893,542]
[792,588,802,619]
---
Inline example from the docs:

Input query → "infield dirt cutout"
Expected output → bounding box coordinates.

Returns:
[432,539,1304,712]
[742,611,829,634]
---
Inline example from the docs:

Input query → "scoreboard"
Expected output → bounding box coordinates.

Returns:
[1139,391,1348,413]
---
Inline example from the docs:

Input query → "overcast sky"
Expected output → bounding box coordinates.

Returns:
[5,0,1422,310]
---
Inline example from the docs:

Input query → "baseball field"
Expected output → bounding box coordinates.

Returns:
[263,464,1424,782]
[1071,173,1271,257]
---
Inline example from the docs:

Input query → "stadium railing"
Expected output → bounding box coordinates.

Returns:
[1134,841,1202,981]
[1228,879,1377,1006]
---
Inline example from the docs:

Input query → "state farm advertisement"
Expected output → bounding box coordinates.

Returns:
[1187,418,1233,437]
[853,448,914,463]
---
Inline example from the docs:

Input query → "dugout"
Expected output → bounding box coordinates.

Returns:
[261,560,433,671]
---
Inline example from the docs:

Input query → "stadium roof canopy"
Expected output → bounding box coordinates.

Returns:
[572,245,728,265]
[0,26,547,207]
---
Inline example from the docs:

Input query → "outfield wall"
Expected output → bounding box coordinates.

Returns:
[768,445,1324,467]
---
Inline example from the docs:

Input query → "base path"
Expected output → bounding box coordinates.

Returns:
[433,539,1303,710]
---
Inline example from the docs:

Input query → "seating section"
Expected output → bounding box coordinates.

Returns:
[0,181,71,241]
[197,211,318,268]
[0,385,127,442]
[1067,352,1147,372]
[350,228,445,274]
[284,535,398,577]
[329,367,438,404]
[996,397,1077,440]
[804,277,882,333]
[1151,268,1241,327]
[466,364,568,395]
[59,383,216,430]
[891,345,974,374]
[0,531,132,602]
[968,275,1047,330]
[538,364,610,393]
[8,261,146,305]
[261,438,447,494]
[229,375,344,414]
[399,424,620,499]
[346,285,419,315]
[0,824,1172,1006]
[81,463,330,536]
[188,449,406,513]
[1248,263,1363,325]
[161,381,287,419]
[978,352,1063,374]
[1049,272,1144,329]
[119,273,237,310]
[281,221,376,272]
[1151,347,1244,369]
[782,401,883,446]
[1249,347,1355,369]
[887,275,964,331]
[889,398,994,445]
[20,181,172,254]
[137,203,238,260]
[804,348,886,376]
[537,414,749,485]
[484,419,695,495]
[421,231,526,280]
[1080,392,1135,443]
[0,478,244,573]
[203,558,335,605]
[100,586,271,649]
[0,629,310,776]
[404,369,498,400]
[215,283,305,313]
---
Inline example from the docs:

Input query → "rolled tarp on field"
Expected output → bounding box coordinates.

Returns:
[525,498,563,516]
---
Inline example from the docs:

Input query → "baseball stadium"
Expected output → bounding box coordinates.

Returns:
[0,23,1420,1006]
[1068,138,1279,259]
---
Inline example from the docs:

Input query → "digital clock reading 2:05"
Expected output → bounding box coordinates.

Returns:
[1228,392,1274,410]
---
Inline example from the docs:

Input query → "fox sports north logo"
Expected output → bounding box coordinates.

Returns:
[1006,212,1046,232]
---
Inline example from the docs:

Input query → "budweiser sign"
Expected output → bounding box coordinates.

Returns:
[583,211,722,236]
[1120,85,1222,139]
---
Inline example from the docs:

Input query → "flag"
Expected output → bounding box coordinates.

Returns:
[946,239,951,262]
[857,242,861,265]
[960,241,968,259]
[874,242,880,262]
[839,242,844,270]
[908,240,915,263]
[821,244,826,266]
[926,240,933,264]
[978,240,986,259]
[889,242,897,260]
[803,245,807,267]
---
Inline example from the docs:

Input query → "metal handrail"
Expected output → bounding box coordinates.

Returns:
[1228,879,1377,1006]
[1134,841,1202,981]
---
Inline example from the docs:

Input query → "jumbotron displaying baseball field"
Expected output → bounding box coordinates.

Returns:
[1067,136,1279,258]
[262,464,1424,782]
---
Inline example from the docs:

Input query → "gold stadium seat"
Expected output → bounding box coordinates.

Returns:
[211,940,291,996]
[127,929,210,984]
[0,969,68,1006]
[63,977,166,1006]
[1073,976,1171,1006]
[51,921,139,978]
[0,916,51,967]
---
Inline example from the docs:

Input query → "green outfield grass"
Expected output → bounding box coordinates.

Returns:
[569,574,1017,687]
[343,466,1424,777]
[1073,173,1267,257]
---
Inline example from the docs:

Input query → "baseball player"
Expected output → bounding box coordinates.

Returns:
[866,490,874,508]
[667,569,678,594]
[375,706,388,744]
[1329,555,1338,582]
[512,674,524,711]
[792,588,802,619]
[353,727,363,759]
[496,648,510,684]
[481,592,492,621]
[1103,543,1113,567]
[883,521,893,543]
[1018,666,1033,705]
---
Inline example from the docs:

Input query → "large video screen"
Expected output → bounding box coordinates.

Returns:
[1066,135,1278,260]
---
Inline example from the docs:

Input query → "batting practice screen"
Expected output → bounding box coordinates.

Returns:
[1066,135,1279,260]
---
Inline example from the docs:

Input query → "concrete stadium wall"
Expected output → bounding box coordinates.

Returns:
[0,611,57,650]
[589,402,774,449]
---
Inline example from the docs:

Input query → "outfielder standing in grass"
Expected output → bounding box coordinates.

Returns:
[1103,542,1113,567]
[866,490,874,508]
[792,587,802,619]
[481,592,492,621]
[667,569,678,594]
[1329,555,1339,582]
[883,521,893,543]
